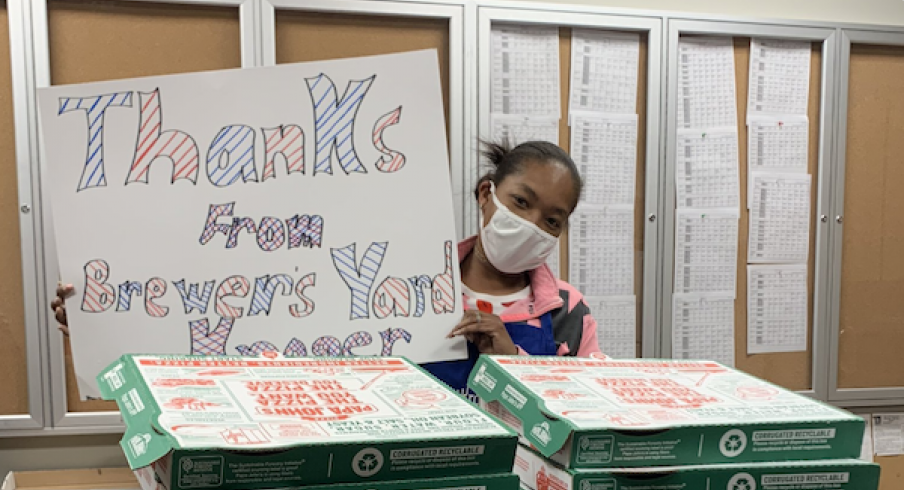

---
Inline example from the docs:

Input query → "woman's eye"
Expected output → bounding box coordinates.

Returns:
[546,218,561,230]
[513,196,528,208]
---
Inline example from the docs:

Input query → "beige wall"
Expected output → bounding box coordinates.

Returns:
[510,0,904,26]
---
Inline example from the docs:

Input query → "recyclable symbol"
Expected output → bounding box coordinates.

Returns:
[727,472,756,490]
[352,448,384,477]
[719,429,748,458]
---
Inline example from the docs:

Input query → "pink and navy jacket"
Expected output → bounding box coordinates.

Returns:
[458,237,601,357]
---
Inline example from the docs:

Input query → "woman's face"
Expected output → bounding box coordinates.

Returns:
[478,160,577,237]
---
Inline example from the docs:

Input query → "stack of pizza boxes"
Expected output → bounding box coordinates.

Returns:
[97,354,520,490]
[467,355,879,490]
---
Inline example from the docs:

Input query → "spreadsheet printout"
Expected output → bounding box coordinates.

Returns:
[672,292,736,366]
[748,172,811,263]
[491,25,560,117]
[674,208,740,296]
[747,264,808,354]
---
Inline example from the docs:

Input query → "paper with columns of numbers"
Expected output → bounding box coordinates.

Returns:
[672,292,735,367]
[676,36,738,130]
[38,51,466,399]
[569,29,640,114]
[490,114,559,146]
[748,171,811,263]
[747,38,811,117]
[747,264,808,354]
[569,206,634,297]
[491,24,560,117]
[570,112,637,207]
[675,128,740,209]
[673,208,739,296]
[746,115,809,207]
[586,295,636,359]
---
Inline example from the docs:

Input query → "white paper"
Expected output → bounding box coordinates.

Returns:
[569,206,634,297]
[674,208,739,295]
[748,38,811,116]
[547,238,561,280]
[587,295,636,359]
[490,114,559,145]
[862,415,875,462]
[569,30,640,114]
[747,116,809,172]
[38,51,466,398]
[873,414,904,456]
[748,172,811,263]
[491,25,560,116]
[676,36,738,130]
[747,264,808,354]
[676,128,740,209]
[571,112,637,207]
[672,293,735,366]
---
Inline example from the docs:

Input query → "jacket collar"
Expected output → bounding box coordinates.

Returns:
[457,236,564,321]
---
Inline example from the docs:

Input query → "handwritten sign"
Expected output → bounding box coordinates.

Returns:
[38,50,465,398]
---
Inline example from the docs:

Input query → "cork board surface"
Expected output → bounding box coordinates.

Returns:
[275,10,450,138]
[0,0,29,416]
[729,38,820,390]
[47,0,241,411]
[554,28,648,357]
[838,43,904,389]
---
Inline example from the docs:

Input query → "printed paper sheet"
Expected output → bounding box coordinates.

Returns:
[676,36,738,130]
[569,206,634,297]
[672,293,735,366]
[491,115,559,146]
[491,25,560,117]
[586,295,636,359]
[571,112,637,207]
[747,264,808,354]
[676,129,740,209]
[674,208,739,295]
[569,30,640,114]
[748,172,811,263]
[748,38,811,116]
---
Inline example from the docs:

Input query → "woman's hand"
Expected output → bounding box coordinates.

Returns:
[51,284,74,336]
[448,310,518,355]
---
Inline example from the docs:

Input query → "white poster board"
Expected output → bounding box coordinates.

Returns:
[38,50,466,398]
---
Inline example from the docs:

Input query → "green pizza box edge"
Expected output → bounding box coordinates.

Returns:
[468,355,865,468]
[98,354,519,490]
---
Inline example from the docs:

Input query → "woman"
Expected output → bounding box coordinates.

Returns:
[52,140,600,396]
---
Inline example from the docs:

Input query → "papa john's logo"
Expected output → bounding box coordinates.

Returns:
[530,422,552,447]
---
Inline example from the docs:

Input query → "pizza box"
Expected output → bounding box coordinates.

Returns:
[514,444,879,490]
[98,354,517,490]
[468,356,864,468]
[2,469,139,490]
[135,465,518,490]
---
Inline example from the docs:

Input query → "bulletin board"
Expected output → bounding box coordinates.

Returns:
[274,10,451,139]
[552,28,648,357]
[0,0,29,416]
[45,0,242,412]
[728,37,821,391]
[837,43,904,390]
[670,35,820,391]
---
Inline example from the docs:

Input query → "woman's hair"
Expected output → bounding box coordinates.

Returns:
[475,139,583,204]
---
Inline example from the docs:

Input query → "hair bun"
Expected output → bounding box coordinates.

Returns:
[480,140,513,167]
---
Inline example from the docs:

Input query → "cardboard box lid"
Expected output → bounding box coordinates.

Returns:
[469,356,862,455]
[2,469,139,490]
[99,354,515,470]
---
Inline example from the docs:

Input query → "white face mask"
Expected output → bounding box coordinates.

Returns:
[479,183,558,274]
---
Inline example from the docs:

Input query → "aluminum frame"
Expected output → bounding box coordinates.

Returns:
[1,0,47,433]
[827,28,904,404]
[23,0,258,433]
[477,6,664,358]
[259,0,468,239]
[663,19,838,400]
